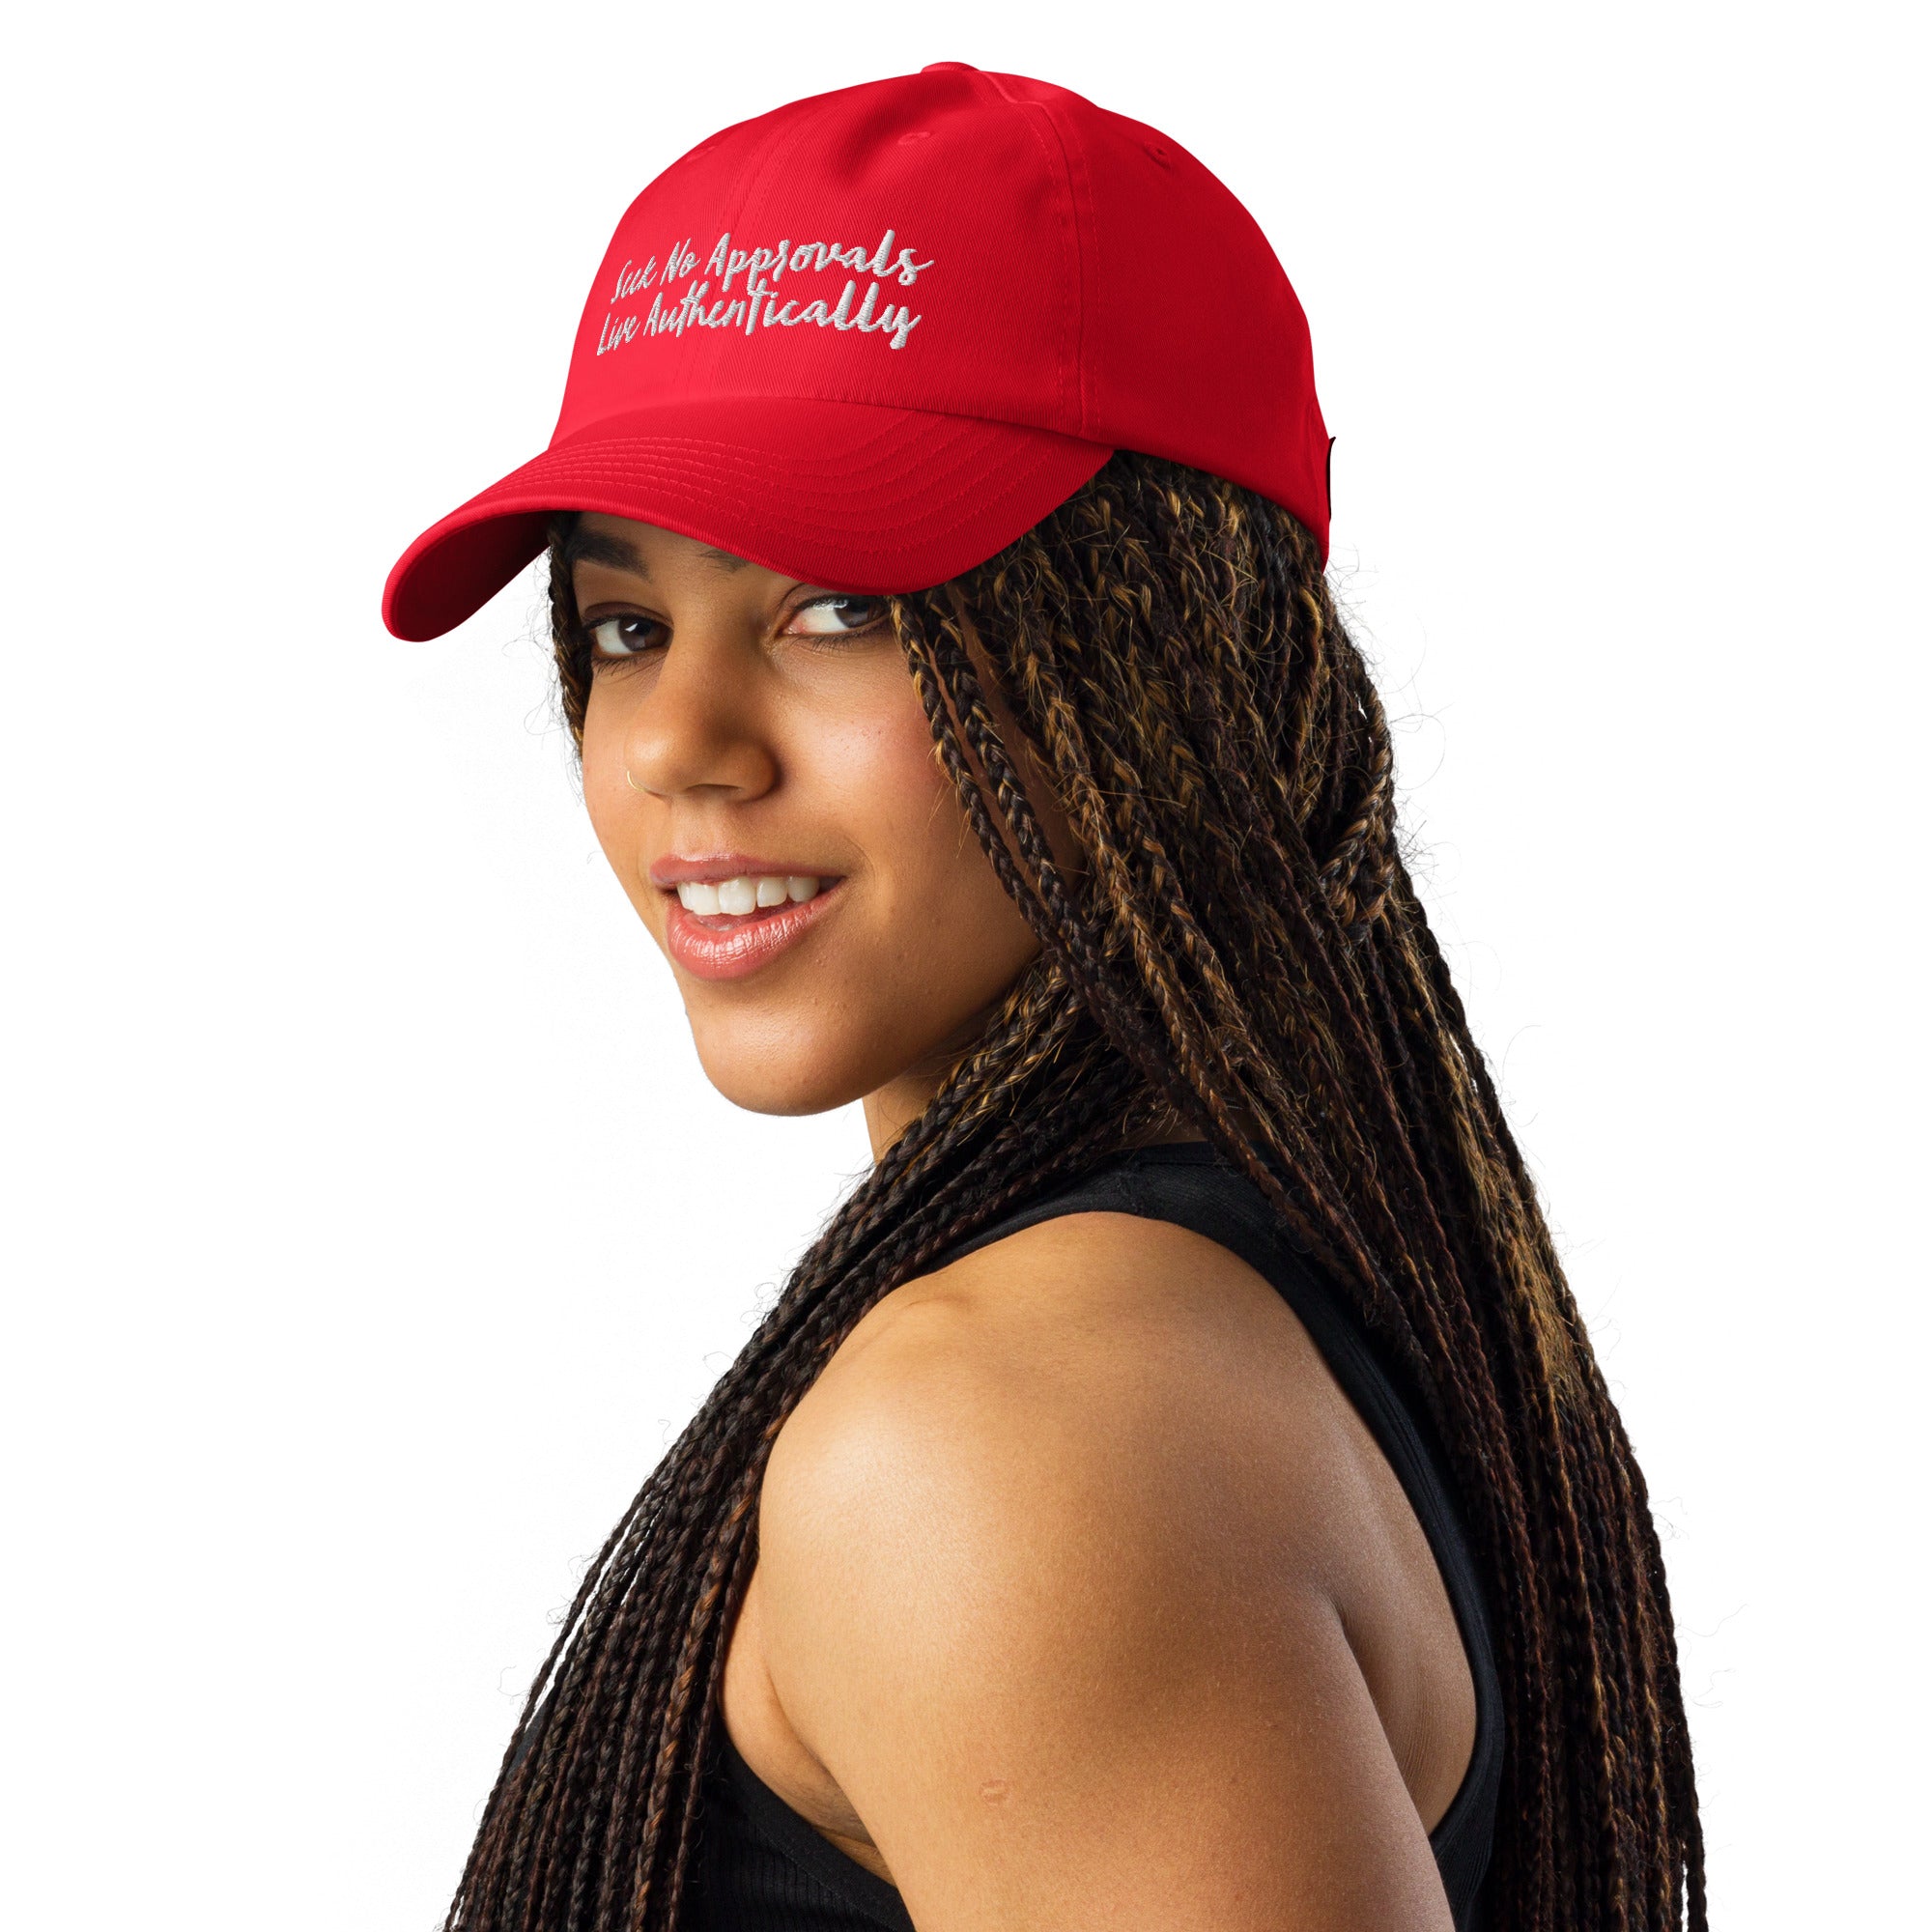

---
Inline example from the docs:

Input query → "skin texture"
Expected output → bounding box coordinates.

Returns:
[574,513,1082,1156]
[575,517,1475,1930]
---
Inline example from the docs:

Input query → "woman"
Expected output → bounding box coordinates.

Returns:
[384,63,1703,1932]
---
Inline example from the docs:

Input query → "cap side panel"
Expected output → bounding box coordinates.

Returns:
[984,71,1085,440]
[1052,100,1103,443]
[1059,104,1331,554]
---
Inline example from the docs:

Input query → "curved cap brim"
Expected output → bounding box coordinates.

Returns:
[382,396,1114,641]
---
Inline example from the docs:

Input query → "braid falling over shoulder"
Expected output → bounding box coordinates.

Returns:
[471,458,1702,1932]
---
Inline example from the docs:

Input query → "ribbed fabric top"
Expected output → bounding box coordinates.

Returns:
[681,1143,1503,1931]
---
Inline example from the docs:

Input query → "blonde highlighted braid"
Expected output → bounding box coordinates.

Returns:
[457,452,1701,1932]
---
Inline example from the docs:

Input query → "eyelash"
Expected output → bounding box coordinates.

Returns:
[582,596,891,666]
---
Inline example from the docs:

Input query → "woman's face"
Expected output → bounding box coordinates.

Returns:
[573,515,1072,1150]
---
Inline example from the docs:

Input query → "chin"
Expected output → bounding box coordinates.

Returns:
[689,1035,870,1120]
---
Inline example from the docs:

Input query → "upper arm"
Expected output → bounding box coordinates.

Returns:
[756,1216,1455,1932]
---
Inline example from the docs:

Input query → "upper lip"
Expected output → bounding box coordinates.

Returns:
[647,852,842,889]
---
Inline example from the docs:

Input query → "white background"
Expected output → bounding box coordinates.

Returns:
[3,3,1925,1925]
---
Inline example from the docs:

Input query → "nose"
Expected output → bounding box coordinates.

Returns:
[617,629,779,803]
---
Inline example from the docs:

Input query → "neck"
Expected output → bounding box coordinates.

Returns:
[863,1076,1207,1166]
[861,1074,939,1163]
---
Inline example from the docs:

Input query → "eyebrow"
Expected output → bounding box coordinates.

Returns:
[561,525,753,579]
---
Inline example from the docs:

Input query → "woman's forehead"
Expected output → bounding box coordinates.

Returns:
[568,513,761,584]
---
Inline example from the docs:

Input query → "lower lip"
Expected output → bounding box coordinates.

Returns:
[663,880,844,982]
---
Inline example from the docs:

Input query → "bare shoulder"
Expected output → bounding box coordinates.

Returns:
[767,1210,1373,1584]
[755,1210,1463,1932]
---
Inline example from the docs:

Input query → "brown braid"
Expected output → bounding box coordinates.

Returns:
[461,455,1703,1931]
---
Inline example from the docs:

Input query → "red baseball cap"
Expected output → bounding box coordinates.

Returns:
[382,63,1330,641]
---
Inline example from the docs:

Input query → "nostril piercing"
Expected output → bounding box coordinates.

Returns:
[625,766,648,793]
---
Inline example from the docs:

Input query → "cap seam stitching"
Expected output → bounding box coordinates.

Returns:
[981,72,1083,438]
[1013,94,1094,440]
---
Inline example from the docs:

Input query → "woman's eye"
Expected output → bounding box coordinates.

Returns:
[786,596,888,638]
[585,614,666,661]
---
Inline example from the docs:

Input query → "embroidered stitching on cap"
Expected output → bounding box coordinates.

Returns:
[596,228,934,357]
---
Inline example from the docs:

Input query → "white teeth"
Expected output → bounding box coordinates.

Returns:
[675,874,824,915]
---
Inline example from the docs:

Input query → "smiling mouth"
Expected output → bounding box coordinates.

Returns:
[662,874,844,982]
[668,871,828,916]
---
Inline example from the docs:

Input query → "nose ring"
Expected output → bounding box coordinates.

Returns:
[624,766,648,794]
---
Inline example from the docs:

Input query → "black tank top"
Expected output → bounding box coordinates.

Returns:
[682,1142,1503,1931]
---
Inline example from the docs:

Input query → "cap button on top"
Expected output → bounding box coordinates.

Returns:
[921,61,978,72]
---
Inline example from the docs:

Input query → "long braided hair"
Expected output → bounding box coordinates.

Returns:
[450,450,1703,1932]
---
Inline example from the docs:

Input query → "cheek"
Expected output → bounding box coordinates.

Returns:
[812,684,984,910]
[812,680,1038,991]
[756,663,1040,1087]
